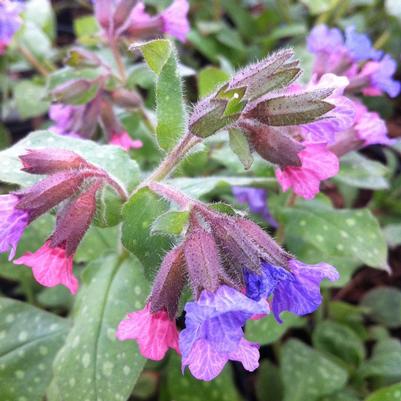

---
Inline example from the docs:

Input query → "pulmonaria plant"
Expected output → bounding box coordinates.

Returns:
[117,183,339,380]
[0,149,127,293]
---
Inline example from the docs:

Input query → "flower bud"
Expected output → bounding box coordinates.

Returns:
[113,0,138,33]
[51,79,94,104]
[111,88,142,108]
[20,149,90,175]
[93,0,113,30]
[65,48,102,68]
[149,245,186,319]
[239,121,303,168]
[51,179,103,255]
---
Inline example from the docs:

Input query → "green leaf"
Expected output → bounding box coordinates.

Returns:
[383,224,401,248]
[73,15,100,45]
[312,320,365,367]
[0,130,140,192]
[24,0,55,40]
[135,39,186,150]
[255,360,284,401]
[122,187,170,277]
[0,297,69,401]
[300,0,337,14]
[168,176,275,198]
[283,202,389,271]
[246,313,305,345]
[151,210,189,236]
[335,153,389,190]
[198,66,229,98]
[365,382,401,401]
[47,67,102,91]
[167,353,240,401]
[320,389,361,401]
[361,287,401,328]
[358,338,401,380]
[14,80,50,119]
[281,340,348,401]
[18,21,52,59]
[52,254,149,401]
[229,128,253,170]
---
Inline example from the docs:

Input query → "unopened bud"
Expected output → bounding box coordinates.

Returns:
[149,245,186,319]
[20,149,90,175]
[51,179,103,255]
[239,120,303,168]
[51,79,93,104]
[65,48,101,68]
[111,88,142,108]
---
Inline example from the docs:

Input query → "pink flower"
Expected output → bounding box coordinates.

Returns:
[109,132,143,151]
[275,143,339,200]
[160,0,190,43]
[14,241,78,294]
[116,303,179,360]
[353,101,391,146]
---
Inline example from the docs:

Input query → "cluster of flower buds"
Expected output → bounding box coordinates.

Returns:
[117,183,339,380]
[0,0,24,54]
[93,0,190,43]
[189,49,355,199]
[0,149,127,293]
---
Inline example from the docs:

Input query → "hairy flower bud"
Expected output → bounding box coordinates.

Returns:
[20,149,90,175]
[149,245,186,319]
[50,179,103,255]
[111,88,142,108]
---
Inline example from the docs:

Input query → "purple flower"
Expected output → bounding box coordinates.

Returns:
[245,260,339,323]
[0,0,24,55]
[49,104,83,137]
[179,285,268,381]
[301,73,355,143]
[232,186,278,227]
[307,25,344,55]
[344,27,382,62]
[0,194,29,260]
[361,55,401,98]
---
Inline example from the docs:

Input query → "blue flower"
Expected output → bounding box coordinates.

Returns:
[344,27,383,62]
[179,285,268,381]
[245,260,339,323]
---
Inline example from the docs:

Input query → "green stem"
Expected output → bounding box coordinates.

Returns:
[18,45,50,77]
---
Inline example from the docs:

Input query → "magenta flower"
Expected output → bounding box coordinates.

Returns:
[232,186,278,227]
[275,142,339,200]
[0,194,29,260]
[354,101,392,146]
[0,0,24,55]
[245,260,339,323]
[49,104,83,138]
[109,131,143,151]
[179,285,268,381]
[129,0,190,43]
[14,241,78,294]
[116,303,180,360]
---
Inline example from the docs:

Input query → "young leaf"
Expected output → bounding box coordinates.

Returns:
[52,254,149,401]
[134,39,186,150]
[0,297,69,401]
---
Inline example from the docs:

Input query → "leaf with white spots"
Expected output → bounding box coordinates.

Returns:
[0,130,140,192]
[0,297,69,401]
[166,353,240,401]
[282,202,389,271]
[365,382,401,401]
[246,312,305,345]
[51,253,150,401]
[281,339,348,401]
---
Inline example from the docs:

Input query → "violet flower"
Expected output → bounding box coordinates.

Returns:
[245,260,339,323]
[0,0,24,55]
[179,285,268,381]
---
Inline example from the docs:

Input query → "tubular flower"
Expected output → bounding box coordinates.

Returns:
[109,132,143,151]
[0,0,24,54]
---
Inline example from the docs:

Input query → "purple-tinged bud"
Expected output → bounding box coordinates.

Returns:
[15,171,91,221]
[244,88,335,126]
[65,48,102,68]
[93,0,113,31]
[100,98,124,140]
[238,120,303,168]
[223,49,301,101]
[51,79,94,104]
[149,245,186,319]
[184,227,240,297]
[20,149,90,175]
[51,179,103,255]
[113,0,139,33]
[111,88,142,108]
